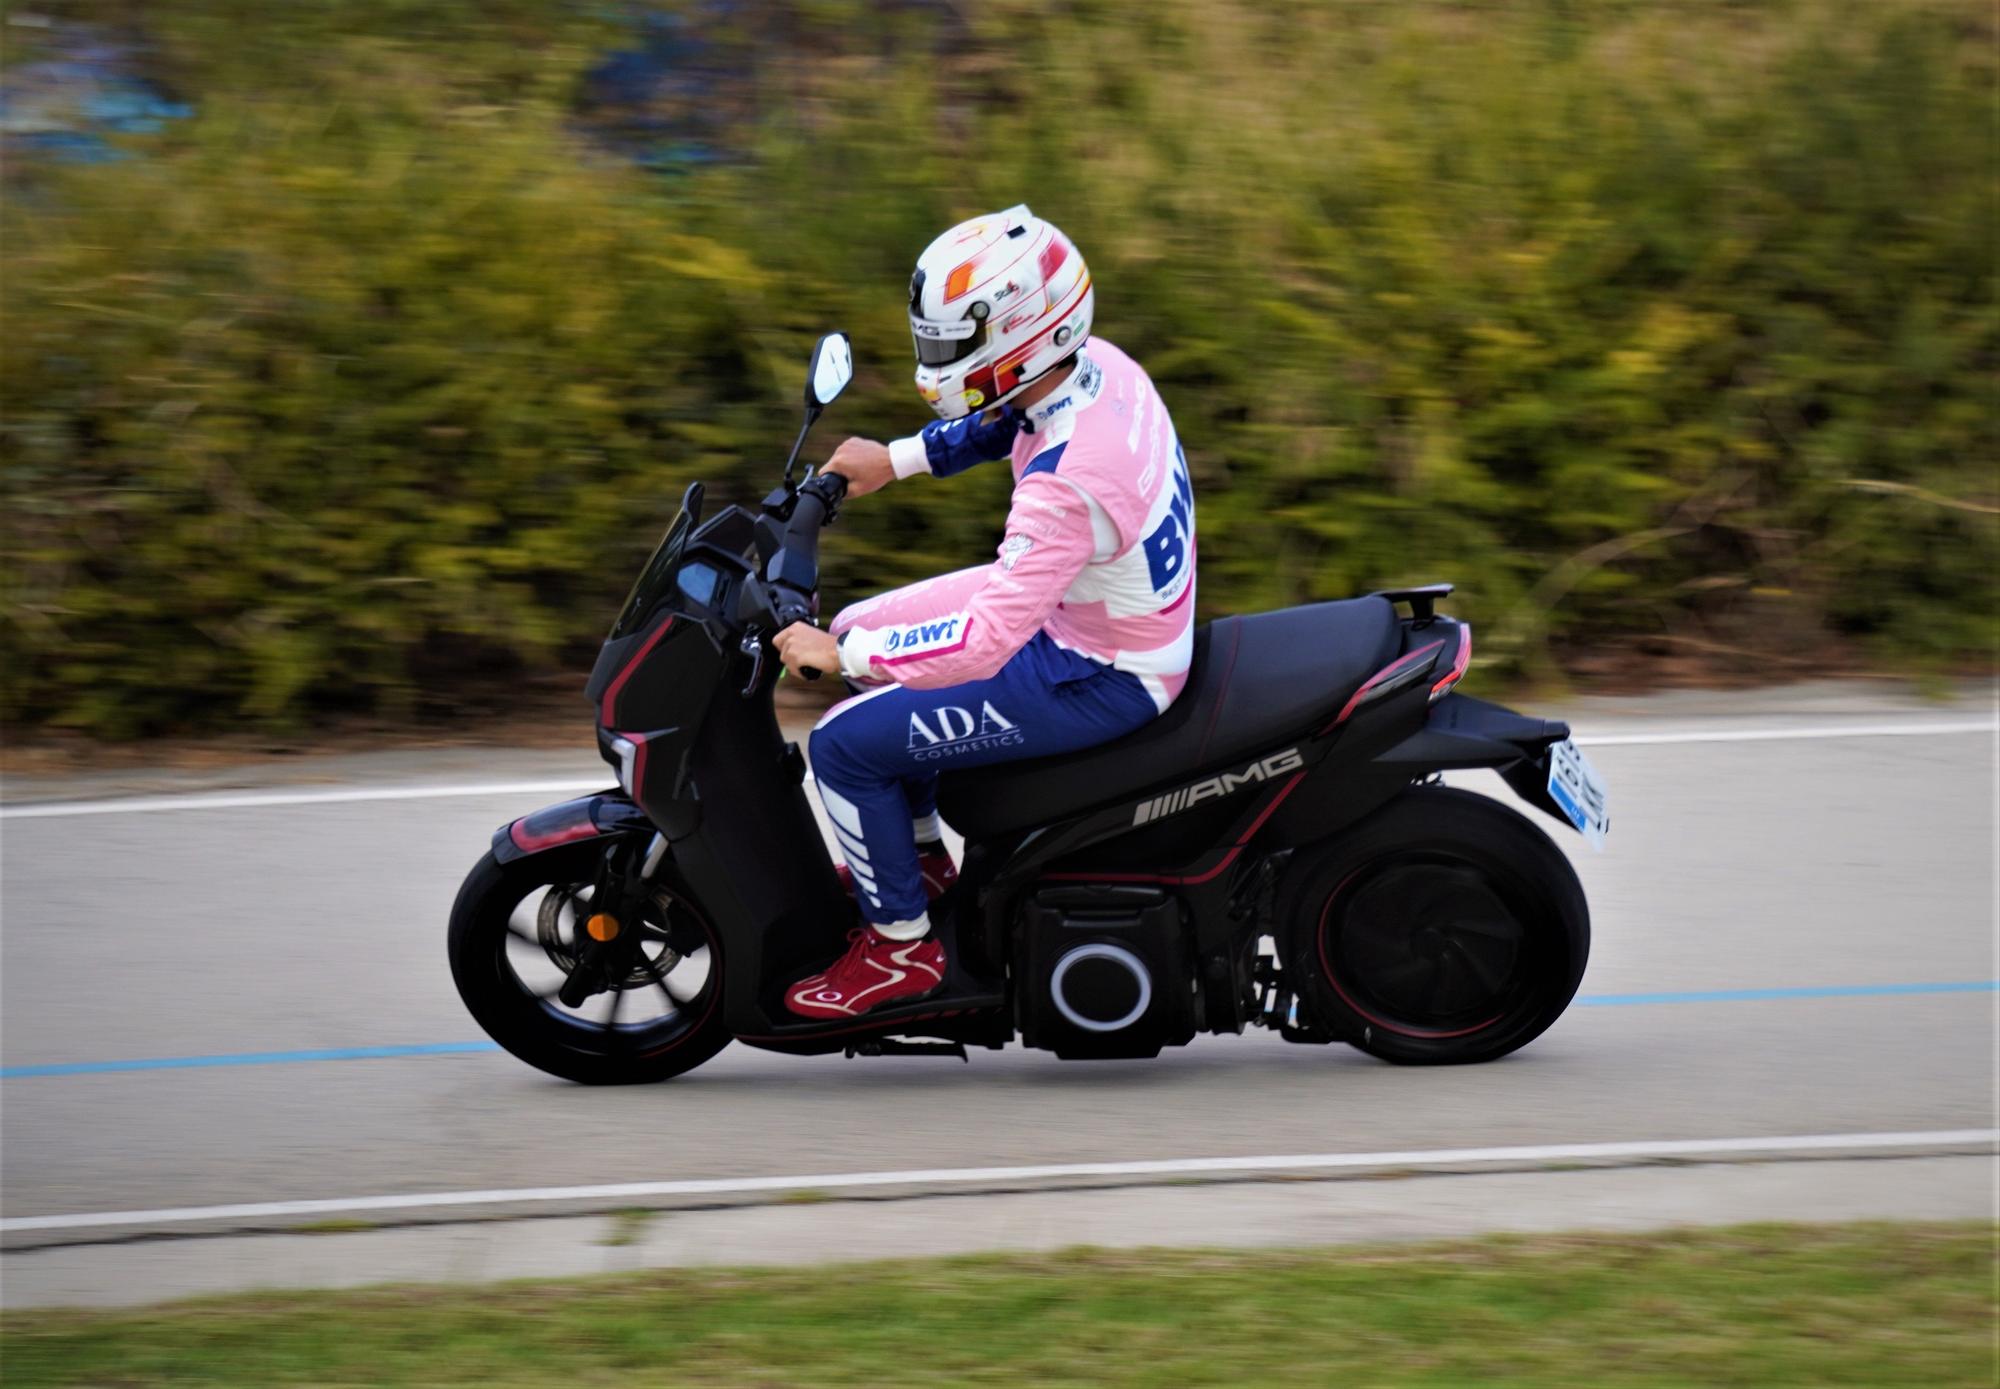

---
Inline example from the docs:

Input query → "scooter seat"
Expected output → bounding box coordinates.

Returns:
[936,597,1402,839]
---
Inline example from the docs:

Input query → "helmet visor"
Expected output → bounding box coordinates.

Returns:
[911,314,982,367]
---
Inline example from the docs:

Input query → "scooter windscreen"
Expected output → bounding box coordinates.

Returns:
[609,499,696,641]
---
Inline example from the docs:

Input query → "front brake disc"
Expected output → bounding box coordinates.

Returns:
[535,885,588,975]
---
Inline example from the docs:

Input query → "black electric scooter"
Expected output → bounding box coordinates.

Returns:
[448,332,1610,1084]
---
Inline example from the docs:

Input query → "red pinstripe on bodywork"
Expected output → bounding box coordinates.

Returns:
[600,617,675,727]
[1042,768,1308,888]
[1039,625,1464,891]
[1432,625,1472,697]
[1324,638,1447,732]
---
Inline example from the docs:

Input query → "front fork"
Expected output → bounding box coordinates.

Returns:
[557,832,672,1007]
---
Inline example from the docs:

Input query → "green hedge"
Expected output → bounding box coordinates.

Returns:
[4,0,1993,736]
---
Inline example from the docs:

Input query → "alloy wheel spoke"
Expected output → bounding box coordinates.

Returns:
[1451,915,1520,943]
[1401,877,1452,922]
[640,952,685,1014]
[1448,938,1510,996]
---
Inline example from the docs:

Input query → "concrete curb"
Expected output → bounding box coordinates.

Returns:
[3,1153,1988,1310]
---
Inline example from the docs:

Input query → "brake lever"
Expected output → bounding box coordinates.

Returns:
[738,628,767,697]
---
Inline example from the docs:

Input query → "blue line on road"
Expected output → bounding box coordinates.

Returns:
[3,981,1992,1078]
[0,1041,500,1078]
[1574,980,1998,1007]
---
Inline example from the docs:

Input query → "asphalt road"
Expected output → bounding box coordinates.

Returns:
[2,685,1994,1244]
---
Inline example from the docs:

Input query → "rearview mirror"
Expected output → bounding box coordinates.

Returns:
[806,332,854,410]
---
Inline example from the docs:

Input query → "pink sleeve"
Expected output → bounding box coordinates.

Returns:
[837,473,1094,688]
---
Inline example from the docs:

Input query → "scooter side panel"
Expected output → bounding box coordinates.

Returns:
[667,686,856,1036]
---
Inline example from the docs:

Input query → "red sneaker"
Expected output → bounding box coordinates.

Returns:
[835,849,958,905]
[786,928,946,1019]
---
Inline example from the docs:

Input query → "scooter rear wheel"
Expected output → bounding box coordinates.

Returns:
[1282,786,1589,1065]
[448,843,732,1084]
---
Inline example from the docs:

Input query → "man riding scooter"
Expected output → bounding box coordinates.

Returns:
[772,205,1199,1019]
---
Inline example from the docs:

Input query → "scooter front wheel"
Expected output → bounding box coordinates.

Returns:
[1282,786,1590,1065]
[448,843,732,1084]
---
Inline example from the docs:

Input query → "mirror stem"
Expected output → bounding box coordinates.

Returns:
[780,405,823,487]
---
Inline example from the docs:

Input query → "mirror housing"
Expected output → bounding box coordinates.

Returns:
[781,331,853,487]
[806,332,854,409]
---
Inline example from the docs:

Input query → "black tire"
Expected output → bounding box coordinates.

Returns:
[448,843,732,1085]
[1280,786,1589,1065]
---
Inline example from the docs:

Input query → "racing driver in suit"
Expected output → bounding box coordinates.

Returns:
[773,205,1198,1019]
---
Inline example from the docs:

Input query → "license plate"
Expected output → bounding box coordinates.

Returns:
[1546,738,1610,852]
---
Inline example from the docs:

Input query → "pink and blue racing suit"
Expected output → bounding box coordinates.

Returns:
[811,338,1197,936]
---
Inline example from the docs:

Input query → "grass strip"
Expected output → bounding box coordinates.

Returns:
[4,1222,1992,1386]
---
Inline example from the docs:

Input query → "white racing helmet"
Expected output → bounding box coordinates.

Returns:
[908,205,1094,421]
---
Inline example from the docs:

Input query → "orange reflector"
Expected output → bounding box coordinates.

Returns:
[586,913,621,942]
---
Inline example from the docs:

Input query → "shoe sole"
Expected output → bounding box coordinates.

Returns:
[785,976,944,1021]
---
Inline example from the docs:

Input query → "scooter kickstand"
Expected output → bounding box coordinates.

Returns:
[844,1039,970,1062]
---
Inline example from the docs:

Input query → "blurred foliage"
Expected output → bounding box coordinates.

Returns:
[3,0,1994,736]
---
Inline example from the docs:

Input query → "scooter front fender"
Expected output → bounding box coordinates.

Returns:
[491,791,654,865]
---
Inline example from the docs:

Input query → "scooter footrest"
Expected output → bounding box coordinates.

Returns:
[844,1039,969,1061]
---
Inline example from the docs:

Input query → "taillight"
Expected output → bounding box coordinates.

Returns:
[1430,625,1472,701]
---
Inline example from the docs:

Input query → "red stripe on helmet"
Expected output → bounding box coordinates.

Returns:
[997,273,1092,370]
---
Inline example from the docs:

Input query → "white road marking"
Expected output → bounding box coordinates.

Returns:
[1580,720,1997,747]
[0,778,608,820]
[2,1129,1989,1234]
[1,719,1992,821]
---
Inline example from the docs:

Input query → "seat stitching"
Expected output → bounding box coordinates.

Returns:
[1193,621,1242,765]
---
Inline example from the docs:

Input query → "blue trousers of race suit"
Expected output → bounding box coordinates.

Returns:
[809,632,1159,936]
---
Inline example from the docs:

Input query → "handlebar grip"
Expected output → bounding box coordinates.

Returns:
[770,598,825,680]
[766,471,849,682]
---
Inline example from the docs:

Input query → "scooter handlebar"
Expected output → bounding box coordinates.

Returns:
[767,470,849,678]
[805,467,850,507]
